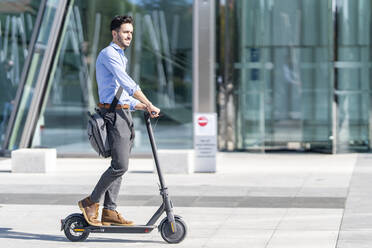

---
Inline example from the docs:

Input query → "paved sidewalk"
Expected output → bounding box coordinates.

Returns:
[0,152,368,247]
[336,155,372,248]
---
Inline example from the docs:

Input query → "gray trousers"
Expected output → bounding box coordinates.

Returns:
[90,108,135,210]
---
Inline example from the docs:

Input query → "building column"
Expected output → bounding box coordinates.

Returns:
[193,0,215,113]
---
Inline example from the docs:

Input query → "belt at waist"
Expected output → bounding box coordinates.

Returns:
[98,103,130,109]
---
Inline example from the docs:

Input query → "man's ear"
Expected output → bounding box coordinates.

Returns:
[112,30,116,39]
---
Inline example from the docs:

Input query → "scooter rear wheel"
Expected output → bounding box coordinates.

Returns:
[63,215,89,242]
[160,216,187,244]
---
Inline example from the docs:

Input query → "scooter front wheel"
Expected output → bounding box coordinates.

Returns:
[63,215,89,242]
[160,216,187,244]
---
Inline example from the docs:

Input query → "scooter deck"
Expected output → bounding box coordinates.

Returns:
[86,224,157,233]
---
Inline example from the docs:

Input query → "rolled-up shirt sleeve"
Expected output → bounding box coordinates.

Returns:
[128,96,140,111]
[101,49,140,96]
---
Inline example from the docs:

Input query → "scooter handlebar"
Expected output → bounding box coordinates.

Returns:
[144,111,160,120]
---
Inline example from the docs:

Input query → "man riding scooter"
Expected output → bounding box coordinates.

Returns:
[78,15,160,226]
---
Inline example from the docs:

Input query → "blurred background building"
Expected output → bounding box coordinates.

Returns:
[0,0,371,156]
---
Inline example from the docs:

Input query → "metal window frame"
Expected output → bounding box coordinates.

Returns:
[331,0,338,154]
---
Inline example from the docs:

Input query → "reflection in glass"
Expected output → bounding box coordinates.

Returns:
[32,0,193,154]
[335,0,372,152]
[7,0,59,150]
[0,0,42,147]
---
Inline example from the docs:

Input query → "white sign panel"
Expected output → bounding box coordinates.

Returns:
[194,113,217,172]
[194,113,217,136]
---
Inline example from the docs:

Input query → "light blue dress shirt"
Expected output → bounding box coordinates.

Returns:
[96,42,140,111]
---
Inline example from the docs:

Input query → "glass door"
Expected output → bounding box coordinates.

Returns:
[232,0,333,152]
[334,0,372,152]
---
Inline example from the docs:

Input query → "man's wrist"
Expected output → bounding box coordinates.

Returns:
[135,102,147,110]
[145,102,153,108]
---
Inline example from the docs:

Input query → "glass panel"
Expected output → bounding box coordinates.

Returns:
[6,0,60,150]
[32,0,193,154]
[335,0,372,152]
[233,0,333,152]
[0,0,42,147]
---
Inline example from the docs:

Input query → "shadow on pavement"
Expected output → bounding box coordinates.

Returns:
[0,227,164,243]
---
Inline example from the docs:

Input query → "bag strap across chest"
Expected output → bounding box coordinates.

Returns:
[109,86,124,112]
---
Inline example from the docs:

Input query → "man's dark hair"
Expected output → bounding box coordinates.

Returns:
[110,15,133,31]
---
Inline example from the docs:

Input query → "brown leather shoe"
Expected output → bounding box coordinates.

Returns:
[78,196,101,226]
[101,209,134,226]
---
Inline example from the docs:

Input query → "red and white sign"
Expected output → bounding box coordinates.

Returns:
[198,116,208,127]
[194,113,216,136]
[194,113,217,172]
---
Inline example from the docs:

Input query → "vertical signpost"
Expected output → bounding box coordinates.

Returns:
[193,0,216,172]
[194,113,217,172]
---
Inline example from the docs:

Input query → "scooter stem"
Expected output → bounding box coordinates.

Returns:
[144,112,177,232]
[144,112,165,189]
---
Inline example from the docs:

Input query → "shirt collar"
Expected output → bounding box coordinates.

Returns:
[110,42,123,52]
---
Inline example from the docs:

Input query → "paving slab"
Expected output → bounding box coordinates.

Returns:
[277,208,343,231]
[267,230,339,248]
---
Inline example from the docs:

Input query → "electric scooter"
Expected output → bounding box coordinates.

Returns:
[60,112,187,243]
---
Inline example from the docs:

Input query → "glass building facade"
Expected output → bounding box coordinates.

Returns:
[0,0,371,155]
[217,0,372,153]
[0,0,193,155]
[0,0,43,150]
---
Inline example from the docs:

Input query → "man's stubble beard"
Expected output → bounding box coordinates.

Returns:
[117,36,130,49]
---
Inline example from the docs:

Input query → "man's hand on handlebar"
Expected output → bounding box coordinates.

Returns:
[135,102,160,118]
[147,104,160,118]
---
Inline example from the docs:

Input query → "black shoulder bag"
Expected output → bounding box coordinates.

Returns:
[86,87,123,157]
